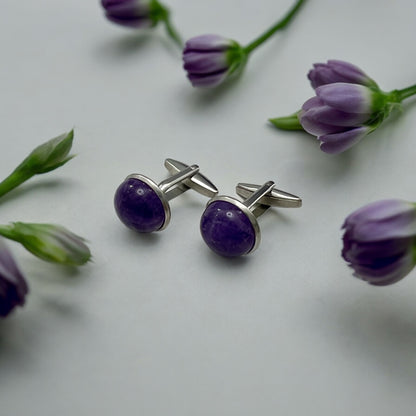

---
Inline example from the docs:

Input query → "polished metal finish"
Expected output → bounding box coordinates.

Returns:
[207,181,302,254]
[125,159,218,231]
[159,164,199,200]
[236,182,302,209]
[165,158,218,198]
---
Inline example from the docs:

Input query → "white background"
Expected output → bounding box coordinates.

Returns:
[1,0,416,414]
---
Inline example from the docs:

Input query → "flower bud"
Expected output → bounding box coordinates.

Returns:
[308,60,378,89]
[101,0,167,29]
[0,223,91,266]
[0,239,28,317]
[342,199,416,286]
[183,34,247,88]
[16,130,74,176]
[298,83,391,154]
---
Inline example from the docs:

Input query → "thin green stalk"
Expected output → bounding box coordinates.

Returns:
[392,84,416,102]
[163,16,183,49]
[244,0,306,55]
[0,171,31,199]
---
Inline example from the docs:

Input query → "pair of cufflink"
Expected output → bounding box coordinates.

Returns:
[114,158,302,257]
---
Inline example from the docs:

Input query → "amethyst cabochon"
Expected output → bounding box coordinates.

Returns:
[200,197,260,257]
[114,175,170,233]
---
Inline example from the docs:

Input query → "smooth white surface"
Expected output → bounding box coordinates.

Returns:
[1,0,416,414]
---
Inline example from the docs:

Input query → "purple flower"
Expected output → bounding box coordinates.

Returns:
[308,60,377,89]
[183,35,247,88]
[298,82,382,154]
[101,0,161,28]
[270,59,416,154]
[0,239,28,317]
[342,199,416,286]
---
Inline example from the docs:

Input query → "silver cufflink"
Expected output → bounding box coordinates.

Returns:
[200,181,302,257]
[114,158,218,233]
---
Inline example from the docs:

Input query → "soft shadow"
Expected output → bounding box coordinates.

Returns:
[0,178,75,205]
[319,293,416,384]
[401,96,416,112]
[157,33,183,60]
[123,228,162,247]
[37,294,84,318]
[202,245,251,270]
[264,206,297,224]
[0,318,35,369]
[182,72,245,107]
[94,32,154,61]
[270,124,356,181]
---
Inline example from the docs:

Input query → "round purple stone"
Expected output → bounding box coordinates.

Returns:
[114,177,166,233]
[200,200,256,257]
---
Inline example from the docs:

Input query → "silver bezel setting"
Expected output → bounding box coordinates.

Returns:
[205,195,261,254]
[125,174,171,231]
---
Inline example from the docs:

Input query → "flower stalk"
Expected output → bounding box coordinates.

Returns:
[183,0,306,88]
[160,10,182,48]
[101,0,182,48]
[389,84,416,102]
[243,0,305,55]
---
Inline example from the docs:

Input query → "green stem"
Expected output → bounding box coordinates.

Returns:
[269,113,303,130]
[243,0,306,55]
[0,170,32,199]
[163,15,183,49]
[391,83,416,102]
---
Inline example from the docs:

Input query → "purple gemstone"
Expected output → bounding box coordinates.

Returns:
[114,178,166,233]
[200,200,256,257]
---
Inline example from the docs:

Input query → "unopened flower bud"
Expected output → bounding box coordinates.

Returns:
[0,223,91,266]
[17,130,74,175]
[0,130,75,199]
[183,35,247,88]
[299,83,392,154]
[101,0,163,28]
[342,199,416,286]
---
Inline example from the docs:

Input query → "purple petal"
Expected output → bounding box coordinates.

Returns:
[327,60,374,86]
[183,51,228,75]
[308,60,374,89]
[299,110,345,136]
[184,34,234,52]
[187,70,229,88]
[101,0,153,28]
[105,15,152,28]
[344,199,416,228]
[0,239,28,317]
[319,126,370,154]
[351,214,416,243]
[301,96,324,111]
[301,104,371,127]
[102,0,150,16]
[342,234,412,264]
[316,83,372,113]
[351,249,415,286]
